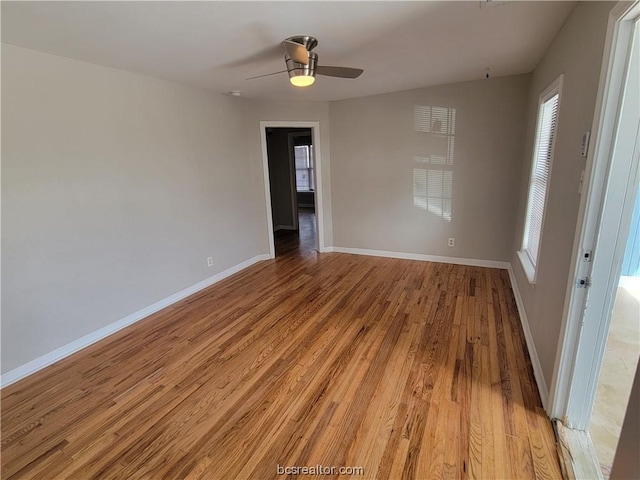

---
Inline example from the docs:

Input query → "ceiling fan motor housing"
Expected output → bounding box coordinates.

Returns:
[286,35,318,51]
[286,51,318,80]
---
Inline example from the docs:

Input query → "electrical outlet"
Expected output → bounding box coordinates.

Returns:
[207,257,213,267]
[448,238,455,247]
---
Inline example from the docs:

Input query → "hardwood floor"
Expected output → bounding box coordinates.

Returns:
[1,223,563,479]
[274,207,318,258]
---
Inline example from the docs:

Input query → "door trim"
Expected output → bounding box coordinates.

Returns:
[260,121,325,258]
[549,1,640,425]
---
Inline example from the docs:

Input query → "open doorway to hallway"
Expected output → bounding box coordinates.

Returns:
[264,127,318,257]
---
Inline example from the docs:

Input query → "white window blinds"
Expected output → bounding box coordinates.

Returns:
[521,78,562,282]
[294,145,314,192]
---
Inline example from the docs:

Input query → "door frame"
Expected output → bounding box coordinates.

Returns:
[260,121,325,258]
[286,131,315,230]
[549,1,640,426]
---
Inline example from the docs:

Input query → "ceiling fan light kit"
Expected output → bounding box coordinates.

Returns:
[289,75,316,87]
[286,50,317,87]
[247,35,364,88]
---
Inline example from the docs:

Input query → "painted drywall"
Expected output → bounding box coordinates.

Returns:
[265,128,312,229]
[510,1,613,385]
[266,129,295,229]
[1,44,266,373]
[298,192,315,208]
[244,99,333,248]
[610,358,640,479]
[329,74,530,261]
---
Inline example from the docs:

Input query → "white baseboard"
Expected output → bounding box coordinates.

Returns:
[0,253,270,388]
[327,246,510,269]
[274,225,297,232]
[556,420,602,480]
[2,247,549,415]
[507,264,549,409]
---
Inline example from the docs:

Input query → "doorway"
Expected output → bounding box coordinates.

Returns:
[261,122,323,257]
[550,3,640,477]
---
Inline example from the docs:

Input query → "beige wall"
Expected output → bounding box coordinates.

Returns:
[1,47,335,374]
[1,45,267,373]
[329,75,530,261]
[510,1,613,385]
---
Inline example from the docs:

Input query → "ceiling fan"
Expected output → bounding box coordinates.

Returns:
[247,36,364,87]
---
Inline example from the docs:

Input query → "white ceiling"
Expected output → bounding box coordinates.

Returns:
[1,1,576,102]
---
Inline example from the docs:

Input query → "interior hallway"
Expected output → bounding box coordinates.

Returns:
[275,207,317,258]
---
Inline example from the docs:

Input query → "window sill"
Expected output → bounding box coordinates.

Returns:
[517,250,537,285]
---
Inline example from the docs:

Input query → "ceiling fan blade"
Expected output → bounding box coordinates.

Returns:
[282,40,309,65]
[316,66,364,79]
[246,70,287,80]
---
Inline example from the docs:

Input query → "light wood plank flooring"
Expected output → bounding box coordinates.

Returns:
[274,207,318,258]
[1,234,562,479]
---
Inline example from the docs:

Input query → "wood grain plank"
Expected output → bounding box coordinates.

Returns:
[1,234,561,480]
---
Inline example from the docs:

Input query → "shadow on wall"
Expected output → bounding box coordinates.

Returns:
[412,105,456,222]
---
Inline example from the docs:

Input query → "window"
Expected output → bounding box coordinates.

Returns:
[518,75,563,283]
[294,145,314,192]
